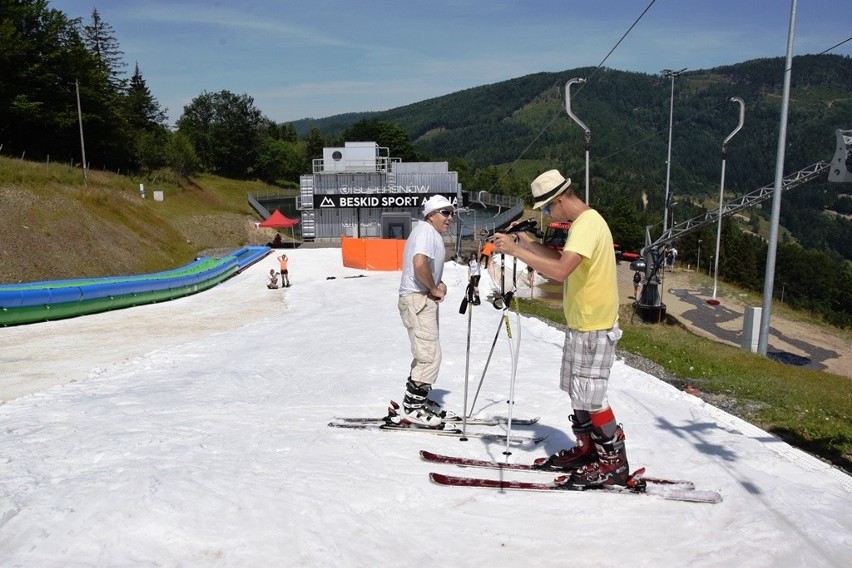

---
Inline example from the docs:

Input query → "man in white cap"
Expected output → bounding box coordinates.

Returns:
[391,194,456,428]
[492,170,629,489]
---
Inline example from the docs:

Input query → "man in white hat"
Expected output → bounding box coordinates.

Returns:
[391,194,456,428]
[492,170,629,489]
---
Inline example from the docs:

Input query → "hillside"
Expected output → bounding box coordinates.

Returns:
[304,55,851,192]
[0,157,277,284]
[299,55,852,261]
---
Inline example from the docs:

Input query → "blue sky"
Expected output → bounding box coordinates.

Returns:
[51,0,852,126]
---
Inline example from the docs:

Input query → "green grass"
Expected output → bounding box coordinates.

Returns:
[515,297,852,472]
[0,156,282,282]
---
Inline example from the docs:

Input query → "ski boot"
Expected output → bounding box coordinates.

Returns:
[564,427,630,489]
[400,379,444,428]
[534,415,597,471]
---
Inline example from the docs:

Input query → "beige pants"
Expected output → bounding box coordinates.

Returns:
[398,293,441,385]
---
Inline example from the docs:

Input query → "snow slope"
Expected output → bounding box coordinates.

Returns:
[1,248,850,567]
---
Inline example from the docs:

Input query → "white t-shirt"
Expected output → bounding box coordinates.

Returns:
[468,259,480,277]
[399,221,445,296]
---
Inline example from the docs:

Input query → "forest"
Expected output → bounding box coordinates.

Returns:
[1,0,851,326]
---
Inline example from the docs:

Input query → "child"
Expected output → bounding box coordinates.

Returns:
[267,269,280,289]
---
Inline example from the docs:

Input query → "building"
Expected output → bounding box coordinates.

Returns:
[296,141,462,242]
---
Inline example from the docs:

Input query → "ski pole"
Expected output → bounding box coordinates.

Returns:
[468,290,513,417]
[503,294,522,457]
[459,282,474,440]
[468,312,504,417]
[500,252,506,296]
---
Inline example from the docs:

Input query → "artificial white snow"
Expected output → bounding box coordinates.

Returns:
[1,248,850,567]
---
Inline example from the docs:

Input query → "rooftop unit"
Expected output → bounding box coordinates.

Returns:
[315,142,399,173]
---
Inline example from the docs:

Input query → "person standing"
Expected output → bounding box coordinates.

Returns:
[393,195,456,428]
[467,252,481,305]
[278,254,290,287]
[492,169,629,489]
[526,265,536,299]
[478,241,495,269]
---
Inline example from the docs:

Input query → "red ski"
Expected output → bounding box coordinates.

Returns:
[420,450,695,489]
[429,472,722,504]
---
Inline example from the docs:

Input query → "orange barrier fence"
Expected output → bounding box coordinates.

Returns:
[341,236,405,271]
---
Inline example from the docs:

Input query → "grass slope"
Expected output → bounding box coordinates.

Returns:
[0,157,279,283]
[517,298,851,473]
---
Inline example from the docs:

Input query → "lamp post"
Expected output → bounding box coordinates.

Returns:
[661,68,686,234]
[697,239,702,273]
[709,96,745,305]
[565,78,591,203]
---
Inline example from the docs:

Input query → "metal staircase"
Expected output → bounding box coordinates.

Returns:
[298,176,316,241]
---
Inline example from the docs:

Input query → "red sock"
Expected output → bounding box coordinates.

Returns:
[591,408,617,438]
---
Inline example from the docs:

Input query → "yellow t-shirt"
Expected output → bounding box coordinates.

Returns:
[562,209,619,331]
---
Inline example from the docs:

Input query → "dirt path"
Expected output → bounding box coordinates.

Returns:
[617,263,852,378]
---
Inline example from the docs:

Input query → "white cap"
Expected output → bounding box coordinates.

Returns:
[422,195,455,218]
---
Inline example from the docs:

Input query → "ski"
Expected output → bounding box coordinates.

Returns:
[334,399,540,427]
[429,472,722,504]
[334,415,540,427]
[419,450,695,489]
[328,422,547,445]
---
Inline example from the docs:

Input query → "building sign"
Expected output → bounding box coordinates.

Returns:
[314,193,461,209]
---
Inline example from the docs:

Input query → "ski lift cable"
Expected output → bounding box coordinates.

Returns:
[579,98,731,173]
[484,0,657,194]
[816,36,852,56]
[487,5,846,199]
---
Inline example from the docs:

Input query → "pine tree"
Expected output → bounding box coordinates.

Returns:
[81,8,126,91]
[304,127,326,163]
[125,63,167,130]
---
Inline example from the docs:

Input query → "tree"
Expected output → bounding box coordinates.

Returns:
[342,119,417,161]
[176,90,267,178]
[255,138,305,186]
[280,122,298,143]
[471,166,501,194]
[164,132,200,177]
[304,126,326,165]
[125,63,167,131]
[0,1,93,160]
[133,128,169,172]
[81,8,126,91]
[74,8,133,168]
[599,197,645,252]
[124,63,169,171]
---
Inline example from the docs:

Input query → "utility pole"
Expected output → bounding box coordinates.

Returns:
[661,68,686,234]
[758,0,798,356]
[75,79,88,186]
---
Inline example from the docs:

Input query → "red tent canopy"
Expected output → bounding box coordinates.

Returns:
[259,209,300,228]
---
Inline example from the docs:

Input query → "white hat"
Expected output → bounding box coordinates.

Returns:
[422,195,455,218]
[531,170,571,209]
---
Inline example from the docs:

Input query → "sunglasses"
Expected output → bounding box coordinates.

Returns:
[542,197,560,216]
[437,209,455,218]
